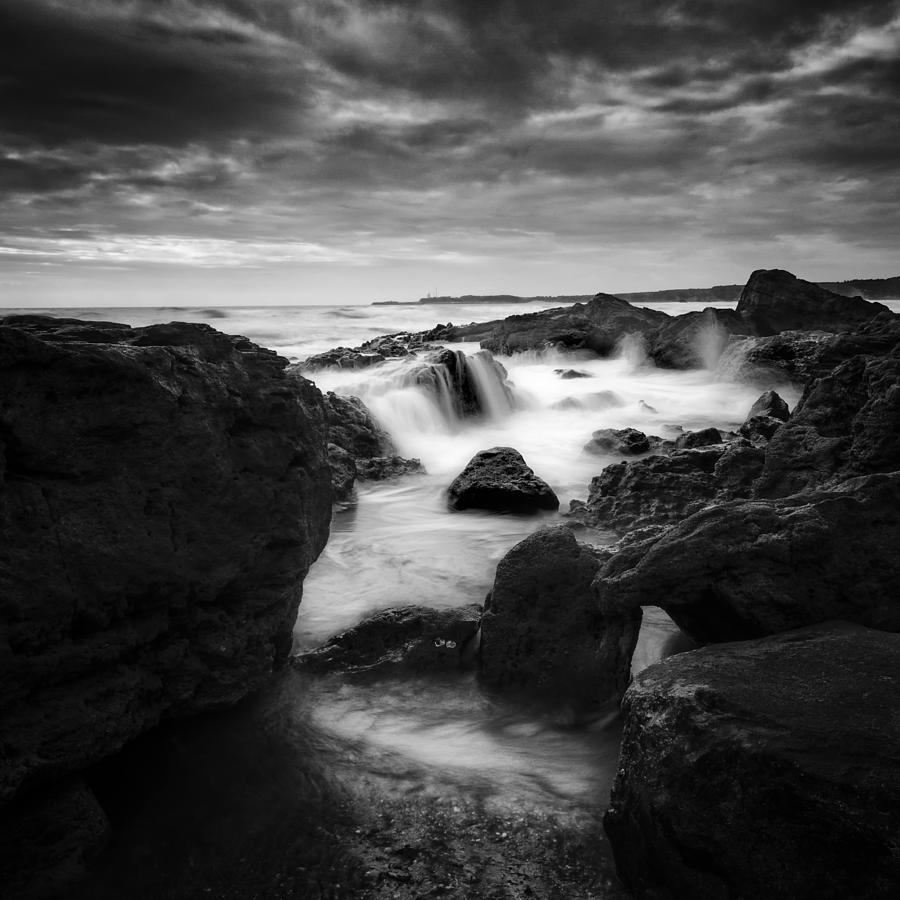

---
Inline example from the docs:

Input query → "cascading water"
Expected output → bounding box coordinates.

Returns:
[464,349,516,419]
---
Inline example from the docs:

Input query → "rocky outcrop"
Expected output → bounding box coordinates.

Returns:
[747,389,790,421]
[301,345,392,370]
[320,391,423,501]
[593,473,900,643]
[447,447,559,513]
[582,427,661,456]
[0,317,333,892]
[479,527,641,707]
[605,622,900,900]
[673,427,723,449]
[648,307,750,369]
[737,268,891,336]
[570,445,762,534]
[294,605,482,678]
[755,345,900,499]
[478,294,669,356]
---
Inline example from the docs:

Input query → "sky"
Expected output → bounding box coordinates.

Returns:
[1,0,899,307]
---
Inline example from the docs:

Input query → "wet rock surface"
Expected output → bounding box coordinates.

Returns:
[447,447,559,513]
[0,317,333,895]
[605,622,900,900]
[648,307,750,369]
[479,527,641,707]
[582,427,660,456]
[294,605,482,678]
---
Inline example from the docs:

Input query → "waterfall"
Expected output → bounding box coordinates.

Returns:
[465,350,516,419]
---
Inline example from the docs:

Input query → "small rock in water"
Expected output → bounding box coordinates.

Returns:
[446,447,559,513]
[673,427,722,449]
[553,368,592,379]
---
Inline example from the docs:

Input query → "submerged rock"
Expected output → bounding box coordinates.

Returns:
[446,447,559,513]
[479,527,641,707]
[0,317,333,893]
[605,622,900,900]
[294,605,482,677]
[594,472,900,643]
[737,268,891,336]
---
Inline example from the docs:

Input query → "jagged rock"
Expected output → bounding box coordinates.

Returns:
[300,346,387,370]
[716,331,835,385]
[739,415,784,443]
[755,346,900,499]
[570,448,728,533]
[747,390,790,421]
[593,473,900,643]
[605,622,900,900]
[294,605,482,677]
[479,527,641,706]
[320,392,423,500]
[479,295,669,356]
[554,368,592,379]
[673,427,722,449]
[648,307,750,369]
[0,317,333,894]
[737,268,891,336]
[447,447,559,513]
[582,427,658,456]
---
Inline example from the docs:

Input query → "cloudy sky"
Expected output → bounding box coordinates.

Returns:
[1,0,899,306]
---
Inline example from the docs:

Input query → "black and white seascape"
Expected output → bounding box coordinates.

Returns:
[2,3,900,900]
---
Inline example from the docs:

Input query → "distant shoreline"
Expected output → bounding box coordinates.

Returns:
[373,275,900,306]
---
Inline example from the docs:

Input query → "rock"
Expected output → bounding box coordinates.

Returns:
[320,392,423,500]
[294,605,482,678]
[582,427,657,456]
[755,346,900,499]
[739,415,784,443]
[648,307,750,369]
[446,447,559,513]
[479,527,641,706]
[605,622,900,900]
[554,368,592,379]
[593,472,900,643]
[301,346,387,370]
[737,268,891,336]
[479,294,670,356]
[747,389,790,421]
[571,447,729,533]
[716,331,835,385]
[0,317,333,895]
[673,427,722,449]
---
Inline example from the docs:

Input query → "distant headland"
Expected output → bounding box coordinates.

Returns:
[372,275,900,306]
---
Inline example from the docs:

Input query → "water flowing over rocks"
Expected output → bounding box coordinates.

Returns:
[648,307,750,369]
[736,268,892,336]
[0,316,333,895]
[446,447,560,513]
[605,622,900,900]
[479,527,641,708]
[294,605,482,678]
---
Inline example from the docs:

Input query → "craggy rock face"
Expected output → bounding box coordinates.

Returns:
[446,446,559,513]
[648,307,750,369]
[593,473,900,643]
[479,526,641,708]
[0,317,333,805]
[737,268,890,336]
[605,623,900,900]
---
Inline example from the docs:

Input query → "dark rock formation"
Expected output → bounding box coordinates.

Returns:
[582,427,659,456]
[737,268,891,337]
[554,368,592,379]
[673,427,722,449]
[320,392,423,501]
[479,527,641,706]
[648,307,750,369]
[301,346,389,370]
[570,447,740,533]
[0,317,333,893]
[478,295,669,356]
[747,389,790,421]
[755,345,900,499]
[738,415,784,443]
[447,447,559,513]
[294,605,482,678]
[605,622,900,900]
[594,473,900,643]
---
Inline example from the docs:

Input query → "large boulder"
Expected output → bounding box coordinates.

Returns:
[294,605,482,678]
[593,473,900,643]
[479,527,641,707]
[0,317,333,890]
[605,622,900,900]
[446,447,559,513]
[736,269,890,337]
[747,390,790,421]
[479,294,669,356]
